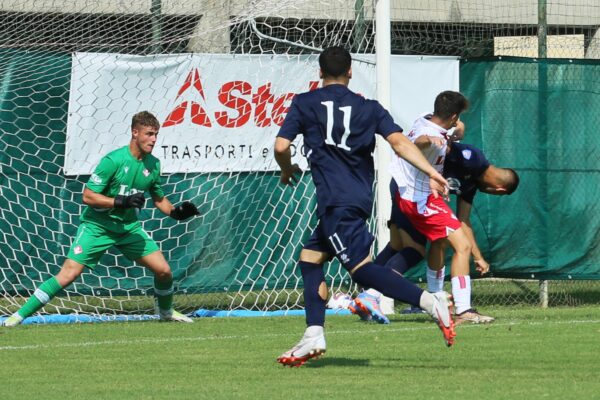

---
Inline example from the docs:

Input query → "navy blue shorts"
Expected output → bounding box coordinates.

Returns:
[303,207,374,271]
[389,179,427,246]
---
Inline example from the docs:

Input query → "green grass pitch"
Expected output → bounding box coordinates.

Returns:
[1,306,599,399]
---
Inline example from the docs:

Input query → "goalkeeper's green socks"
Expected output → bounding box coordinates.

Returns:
[154,276,174,314]
[16,276,63,319]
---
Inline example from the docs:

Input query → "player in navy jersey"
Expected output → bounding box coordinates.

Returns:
[274,46,457,367]
[373,137,519,324]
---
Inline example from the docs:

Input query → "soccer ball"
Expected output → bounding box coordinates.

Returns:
[327,292,353,309]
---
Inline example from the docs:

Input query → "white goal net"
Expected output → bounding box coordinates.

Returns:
[0,0,379,317]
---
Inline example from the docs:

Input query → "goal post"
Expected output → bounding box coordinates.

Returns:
[374,0,395,315]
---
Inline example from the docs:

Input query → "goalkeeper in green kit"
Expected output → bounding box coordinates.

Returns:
[2,111,199,326]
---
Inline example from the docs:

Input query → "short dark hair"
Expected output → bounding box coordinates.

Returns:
[433,91,469,120]
[319,46,352,79]
[132,111,160,130]
[503,168,520,195]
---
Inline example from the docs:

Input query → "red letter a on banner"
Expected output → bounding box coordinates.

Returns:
[162,69,211,127]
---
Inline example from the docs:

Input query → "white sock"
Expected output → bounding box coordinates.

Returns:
[11,313,23,322]
[305,325,324,337]
[451,275,472,314]
[418,291,434,315]
[365,288,382,300]
[427,266,445,293]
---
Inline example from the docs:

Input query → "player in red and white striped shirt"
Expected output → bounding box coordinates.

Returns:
[390,91,474,316]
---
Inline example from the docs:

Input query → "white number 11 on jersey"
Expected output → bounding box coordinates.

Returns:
[321,101,352,151]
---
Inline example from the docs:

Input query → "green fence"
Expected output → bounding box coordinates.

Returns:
[459,57,600,280]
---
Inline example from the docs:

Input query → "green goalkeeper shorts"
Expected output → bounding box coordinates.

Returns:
[66,221,160,268]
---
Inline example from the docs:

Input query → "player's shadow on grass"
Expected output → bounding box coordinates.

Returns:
[387,316,431,324]
[350,316,432,325]
[305,357,370,368]
[380,362,454,370]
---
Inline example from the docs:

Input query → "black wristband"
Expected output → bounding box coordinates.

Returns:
[114,195,127,208]
[114,193,145,209]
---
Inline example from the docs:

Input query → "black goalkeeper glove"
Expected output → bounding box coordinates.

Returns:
[114,192,146,209]
[170,201,200,221]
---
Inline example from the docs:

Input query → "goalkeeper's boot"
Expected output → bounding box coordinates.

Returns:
[159,309,194,323]
[349,292,390,324]
[277,326,326,367]
[1,313,24,327]
[429,291,456,347]
[455,309,495,325]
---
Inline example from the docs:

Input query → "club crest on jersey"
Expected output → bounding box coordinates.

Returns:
[124,167,129,174]
[462,149,472,160]
[143,169,150,177]
[74,245,83,255]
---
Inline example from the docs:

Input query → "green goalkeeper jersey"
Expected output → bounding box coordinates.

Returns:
[81,145,165,233]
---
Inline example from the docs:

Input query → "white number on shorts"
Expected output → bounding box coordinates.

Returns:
[328,233,347,255]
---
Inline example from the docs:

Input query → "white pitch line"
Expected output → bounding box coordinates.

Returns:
[1,318,599,352]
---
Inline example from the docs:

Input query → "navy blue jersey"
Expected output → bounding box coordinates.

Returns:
[278,84,402,217]
[443,142,490,204]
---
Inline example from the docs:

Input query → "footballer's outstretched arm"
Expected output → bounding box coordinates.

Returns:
[153,196,175,216]
[386,132,448,197]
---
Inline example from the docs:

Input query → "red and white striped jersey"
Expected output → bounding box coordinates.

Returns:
[390,113,448,203]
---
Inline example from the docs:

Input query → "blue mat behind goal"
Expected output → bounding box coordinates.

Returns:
[192,308,352,318]
[0,308,352,325]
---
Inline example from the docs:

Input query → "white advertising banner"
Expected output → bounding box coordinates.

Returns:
[65,53,458,175]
